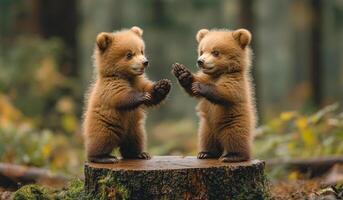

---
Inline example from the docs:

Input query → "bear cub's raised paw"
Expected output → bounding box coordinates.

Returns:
[152,79,171,98]
[146,79,171,105]
[172,63,193,87]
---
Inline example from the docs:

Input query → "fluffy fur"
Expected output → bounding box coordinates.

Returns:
[172,28,256,162]
[84,26,171,163]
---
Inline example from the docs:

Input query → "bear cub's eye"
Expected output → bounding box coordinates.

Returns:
[126,52,133,60]
[141,50,144,55]
[200,50,203,56]
[212,50,220,57]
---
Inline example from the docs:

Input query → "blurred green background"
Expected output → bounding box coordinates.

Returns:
[0,0,342,177]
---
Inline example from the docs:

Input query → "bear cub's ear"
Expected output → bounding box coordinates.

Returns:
[232,29,251,49]
[131,26,143,37]
[196,29,209,43]
[96,32,112,52]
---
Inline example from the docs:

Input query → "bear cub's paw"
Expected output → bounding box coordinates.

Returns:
[197,151,220,159]
[136,152,151,160]
[153,79,171,97]
[220,153,249,163]
[150,79,171,104]
[172,63,193,87]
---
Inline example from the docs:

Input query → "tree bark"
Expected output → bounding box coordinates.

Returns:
[310,0,323,107]
[84,156,268,200]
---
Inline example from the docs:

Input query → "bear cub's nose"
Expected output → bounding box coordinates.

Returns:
[197,59,204,68]
[143,60,149,67]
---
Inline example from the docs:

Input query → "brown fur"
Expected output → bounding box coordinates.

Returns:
[84,27,171,163]
[172,28,256,162]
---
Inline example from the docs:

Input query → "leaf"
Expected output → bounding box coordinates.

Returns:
[296,117,308,130]
[280,111,296,121]
[42,144,52,158]
[301,128,316,147]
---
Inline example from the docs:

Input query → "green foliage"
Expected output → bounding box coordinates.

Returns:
[0,36,83,175]
[13,185,52,200]
[0,120,84,175]
[13,179,91,200]
[97,174,130,200]
[254,103,343,159]
[56,179,89,200]
[0,36,81,134]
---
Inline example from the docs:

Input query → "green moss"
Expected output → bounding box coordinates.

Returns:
[57,179,89,200]
[97,173,130,200]
[13,185,52,200]
[13,179,92,200]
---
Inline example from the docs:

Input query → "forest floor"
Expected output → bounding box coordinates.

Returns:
[1,180,342,200]
[270,180,342,200]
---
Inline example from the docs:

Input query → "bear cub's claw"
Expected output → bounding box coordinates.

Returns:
[136,152,151,160]
[220,153,248,163]
[172,63,193,87]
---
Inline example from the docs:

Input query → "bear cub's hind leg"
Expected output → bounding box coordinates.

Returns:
[120,126,151,160]
[219,128,251,163]
[197,120,221,159]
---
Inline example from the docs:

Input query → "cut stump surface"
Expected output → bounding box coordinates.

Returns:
[84,156,268,200]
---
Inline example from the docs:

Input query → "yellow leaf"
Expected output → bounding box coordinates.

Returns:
[280,111,296,121]
[301,128,316,147]
[296,117,308,130]
[42,144,52,158]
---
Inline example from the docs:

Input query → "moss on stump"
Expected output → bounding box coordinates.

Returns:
[84,156,269,200]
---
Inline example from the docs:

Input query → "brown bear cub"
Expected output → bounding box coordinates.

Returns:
[172,28,256,162]
[83,26,171,163]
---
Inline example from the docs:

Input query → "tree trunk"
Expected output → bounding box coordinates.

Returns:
[310,0,323,107]
[0,163,69,189]
[84,156,268,200]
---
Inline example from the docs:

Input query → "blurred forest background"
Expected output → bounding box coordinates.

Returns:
[0,0,343,196]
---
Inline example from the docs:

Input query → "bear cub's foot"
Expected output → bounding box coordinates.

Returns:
[137,152,151,160]
[88,155,118,164]
[220,152,249,163]
[172,63,192,87]
[197,151,220,159]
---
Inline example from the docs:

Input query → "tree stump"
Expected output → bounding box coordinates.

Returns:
[84,156,268,200]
